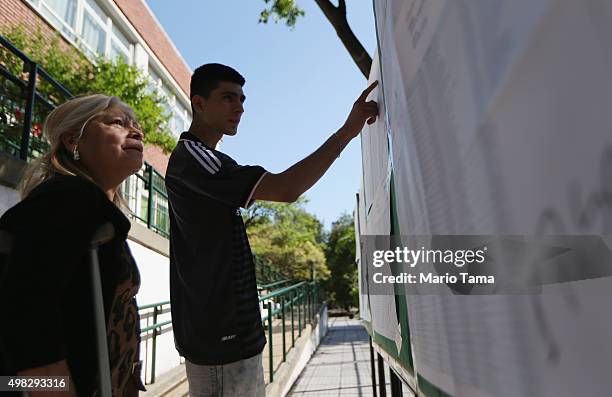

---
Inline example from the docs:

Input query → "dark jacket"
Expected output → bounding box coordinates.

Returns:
[0,175,139,395]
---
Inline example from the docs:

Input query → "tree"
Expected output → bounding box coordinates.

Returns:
[1,26,176,152]
[259,0,373,78]
[324,212,358,310]
[244,197,330,281]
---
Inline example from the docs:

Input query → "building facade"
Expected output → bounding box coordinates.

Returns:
[0,0,193,174]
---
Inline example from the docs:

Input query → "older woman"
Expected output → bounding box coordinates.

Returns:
[0,94,147,396]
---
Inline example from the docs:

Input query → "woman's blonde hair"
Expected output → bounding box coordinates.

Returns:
[18,94,136,207]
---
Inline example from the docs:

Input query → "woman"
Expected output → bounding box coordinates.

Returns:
[0,94,147,396]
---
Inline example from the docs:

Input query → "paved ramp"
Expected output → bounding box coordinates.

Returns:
[288,317,390,396]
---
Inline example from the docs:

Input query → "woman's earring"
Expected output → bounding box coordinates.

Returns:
[73,146,80,161]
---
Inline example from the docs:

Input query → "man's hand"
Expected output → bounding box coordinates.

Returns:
[340,80,380,140]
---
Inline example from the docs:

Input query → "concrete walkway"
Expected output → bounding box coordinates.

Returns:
[288,317,390,396]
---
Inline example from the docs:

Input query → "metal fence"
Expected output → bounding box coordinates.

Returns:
[0,35,69,161]
[137,281,325,386]
[123,162,169,237]
[0,34,170,237]
[260,281,324,383]
[138,300,172,384]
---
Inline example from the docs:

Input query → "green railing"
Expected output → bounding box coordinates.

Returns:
[259,281,324,383]
[0,34,170,239]
[258,279,291,292]
[138,280,325,386]
[138,300,172,384]
[0,35,70,161]
[122,162,169,237]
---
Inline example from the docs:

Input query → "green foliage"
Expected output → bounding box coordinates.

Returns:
[86,58,175,151]
[244,197,330,281]
[1,25,176,152]
[259,0,305,28]
[324,213,358,310]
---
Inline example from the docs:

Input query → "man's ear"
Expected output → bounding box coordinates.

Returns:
[191,95,206,114]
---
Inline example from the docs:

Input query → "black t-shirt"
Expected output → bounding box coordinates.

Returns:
[166,131,267,365]
[0,175,141,395]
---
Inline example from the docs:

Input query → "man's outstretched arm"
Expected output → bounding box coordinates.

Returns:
[252,81,379,203]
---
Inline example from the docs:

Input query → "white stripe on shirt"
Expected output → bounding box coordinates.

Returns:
[205,149,222,168]
[190,141,222,166]
[184,141,217,174]
[191,143,220,172]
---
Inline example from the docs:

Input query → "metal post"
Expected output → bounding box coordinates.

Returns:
[146,164,154,228]
[307,286,311,323]
[369,337,378,397]
[267,302,274,383]
[281,296,286,362]
[310,285,313,322]
[290,290,295,348]
[151,306,159,384]
[298,287,302,337]
[390,369,402,396]
[20,62,37,160]
[377,353,387,397]
[308,285,314,324]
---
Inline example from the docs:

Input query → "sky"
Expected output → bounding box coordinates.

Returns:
[145,0,378,230]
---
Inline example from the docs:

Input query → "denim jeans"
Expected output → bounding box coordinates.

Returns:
[185,353,265,397]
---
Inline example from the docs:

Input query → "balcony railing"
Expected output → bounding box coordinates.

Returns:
[0,34,170,238]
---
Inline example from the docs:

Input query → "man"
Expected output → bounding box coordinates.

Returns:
[165,63,378,396]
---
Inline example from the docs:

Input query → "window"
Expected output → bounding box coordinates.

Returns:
[160,85,174,117]
[146,70,191,135]
[112,25,130,49]
[176,104,191,131]
[83,0,107,22]
[110,25,131,63]
[30,0,133,63]
[173,113,184,134]
[110,41,128,63]
[81,10,106,56]
[146,68,161,94]
[44,0,77,26]
[39,0,78,40]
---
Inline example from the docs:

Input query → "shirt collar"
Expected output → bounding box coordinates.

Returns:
[179,131,214,150]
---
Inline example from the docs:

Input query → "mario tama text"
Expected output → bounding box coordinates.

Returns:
[373,272,494,285]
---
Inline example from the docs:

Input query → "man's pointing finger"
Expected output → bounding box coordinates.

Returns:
[358,80,379,102]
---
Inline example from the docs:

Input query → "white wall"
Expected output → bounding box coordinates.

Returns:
[128,240,181,384]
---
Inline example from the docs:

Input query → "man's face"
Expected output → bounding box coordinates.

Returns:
[195,81,245,135]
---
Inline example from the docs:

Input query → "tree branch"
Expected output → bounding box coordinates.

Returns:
[313,0,372,79]
[338,0,346,15]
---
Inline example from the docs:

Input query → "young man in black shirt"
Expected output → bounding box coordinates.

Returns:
[166,63,378,396]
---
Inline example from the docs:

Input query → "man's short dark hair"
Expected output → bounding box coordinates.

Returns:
[190,63,245,100]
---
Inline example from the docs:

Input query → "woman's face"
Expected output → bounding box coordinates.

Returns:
[77,105,144,190]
